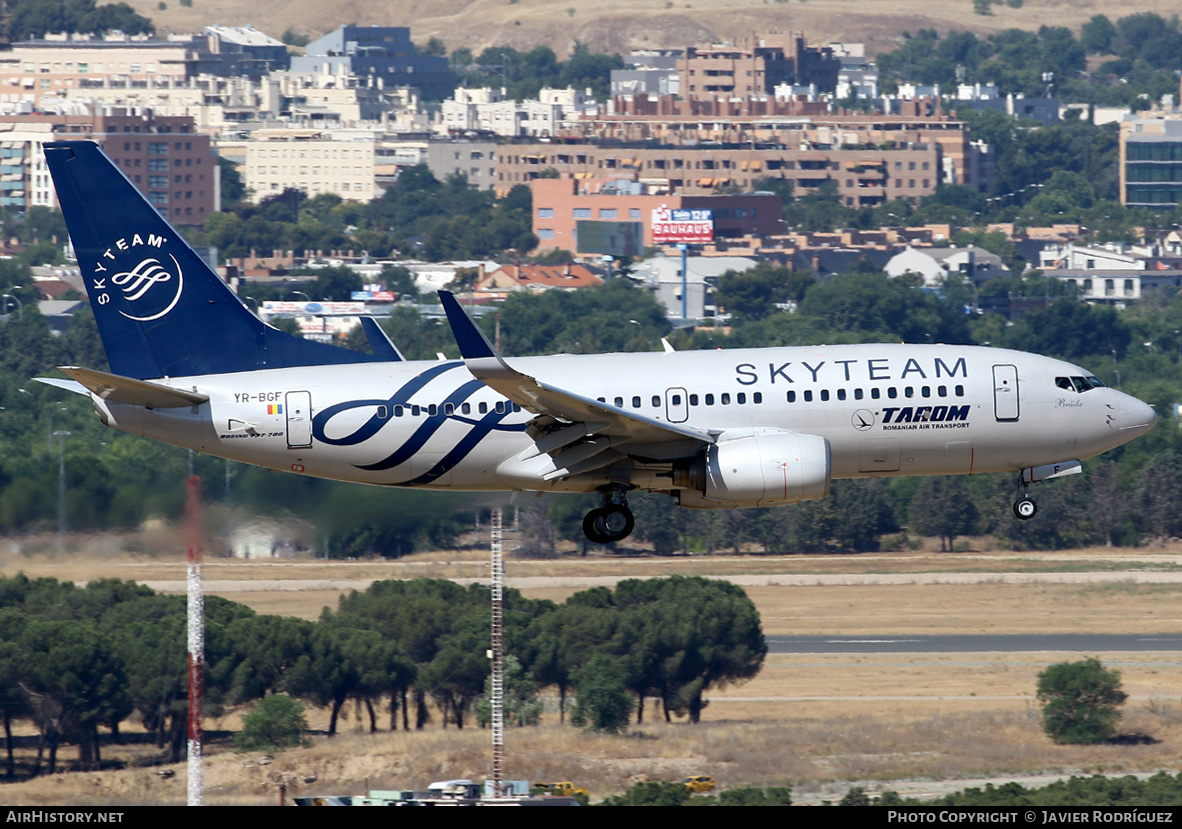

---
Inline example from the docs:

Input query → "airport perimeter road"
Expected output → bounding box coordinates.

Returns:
[767,633,1182,654]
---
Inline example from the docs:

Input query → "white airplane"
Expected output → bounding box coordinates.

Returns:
[38,141,1157,544]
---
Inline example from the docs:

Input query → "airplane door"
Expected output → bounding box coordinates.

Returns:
[286,391,312,448]
[992,364,1020,422]
[665,387,689,423]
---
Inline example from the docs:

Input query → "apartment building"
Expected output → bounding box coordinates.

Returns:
[245,132,376,202]
[290,26,454,101]
[1121,114,1182,209]
[679,33,840,97]
[500,140,943,207]
[0,27,288,110]
[0,109,215,222]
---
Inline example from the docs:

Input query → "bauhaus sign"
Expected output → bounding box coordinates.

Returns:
[651,204,714,243]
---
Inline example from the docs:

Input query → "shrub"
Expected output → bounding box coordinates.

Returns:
[235,693,309,752]
[1037,657,1127,744]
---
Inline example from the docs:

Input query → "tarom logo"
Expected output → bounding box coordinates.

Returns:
[112,254,184,321]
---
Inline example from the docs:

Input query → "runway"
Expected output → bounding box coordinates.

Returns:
[767,633,1182,653]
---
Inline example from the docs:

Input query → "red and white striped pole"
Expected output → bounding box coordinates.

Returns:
[184,476,204,806]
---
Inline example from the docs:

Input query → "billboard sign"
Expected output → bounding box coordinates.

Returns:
[575,221,643,257]
[651,204,714,244]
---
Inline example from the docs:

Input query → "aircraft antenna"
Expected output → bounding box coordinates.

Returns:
[489,506,504,796]
[184,476,205,806]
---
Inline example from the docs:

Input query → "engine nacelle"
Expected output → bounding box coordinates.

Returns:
[675,428,831,508]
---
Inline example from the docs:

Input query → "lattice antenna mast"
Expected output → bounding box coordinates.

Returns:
[184,476,204,806]
[489,506,504,796]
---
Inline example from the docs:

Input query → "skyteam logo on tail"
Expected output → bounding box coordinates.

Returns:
[90,233,184,322]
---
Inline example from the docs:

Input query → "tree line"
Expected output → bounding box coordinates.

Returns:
[0,573,764,774]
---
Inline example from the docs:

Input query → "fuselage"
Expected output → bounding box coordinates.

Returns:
[90,342,1157,497]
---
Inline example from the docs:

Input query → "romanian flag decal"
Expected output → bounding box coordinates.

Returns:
[267,404,283,415]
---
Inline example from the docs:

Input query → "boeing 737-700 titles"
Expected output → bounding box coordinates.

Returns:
[36,142,1157,543]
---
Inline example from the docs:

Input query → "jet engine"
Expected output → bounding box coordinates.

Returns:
[673,428,831,508]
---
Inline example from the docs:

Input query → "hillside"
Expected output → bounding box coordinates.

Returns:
[127,0,1179,60]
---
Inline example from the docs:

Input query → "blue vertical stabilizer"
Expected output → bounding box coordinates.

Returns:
[43,141,381,380]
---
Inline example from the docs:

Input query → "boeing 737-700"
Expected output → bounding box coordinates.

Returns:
[36,141,1157,544]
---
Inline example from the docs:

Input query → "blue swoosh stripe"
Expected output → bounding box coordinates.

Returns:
[356,379,486,471]
[312,362,461,446]
[401,410,525,485]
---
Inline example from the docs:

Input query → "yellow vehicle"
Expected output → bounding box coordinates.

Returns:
[683,775,715,793]
[535,781,590,800]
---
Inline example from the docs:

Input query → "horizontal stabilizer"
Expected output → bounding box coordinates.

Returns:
[55,366,209,408]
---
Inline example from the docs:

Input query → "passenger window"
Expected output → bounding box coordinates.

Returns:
[804,390,813,402]
[871,388,881,400]
[632,396,642,407]
[821,389,830,401]
[428,404,438,416]
[921,386,931,398]
[672,394,682,405]
[461,403,471,415]
[737,393,746,404]
[495,401,506,414]
[904,387,914,399]
[597,397,605,403]
[377,406,388,419]
[887,387,898,399]
[651,395,661,407]
[787,391,796,403]
[412,405,421,416]
[721,393,731,405]
[479,402,488,414]
[955,385,965,396]
[689,394,699,406]
[837,389,847,401]
[394,405,404,417]
[705,394,714,406]
[854,388,863,400]
[753,392,762,404]
[443,403,454,416]
[512,403,522,412]
[614,396,624,407]
[937,385,947,397]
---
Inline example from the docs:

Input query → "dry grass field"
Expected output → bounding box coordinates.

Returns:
[124,0,1182,62]
[0,537,1180,804]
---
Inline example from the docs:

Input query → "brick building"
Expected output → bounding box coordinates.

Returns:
[531,176,781,251]
[0,108,215,223]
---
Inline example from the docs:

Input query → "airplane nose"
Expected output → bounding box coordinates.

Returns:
[1119,394,1157,438]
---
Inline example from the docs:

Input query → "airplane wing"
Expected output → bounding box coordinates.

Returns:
[439,292,715,476]
[39,366,209,409]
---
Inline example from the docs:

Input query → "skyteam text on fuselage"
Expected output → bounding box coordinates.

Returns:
[37,141,1157,543]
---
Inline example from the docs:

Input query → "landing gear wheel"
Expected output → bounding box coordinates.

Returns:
[1013,496,1037,520]
[582,504,635,544]
[583,508,611,544]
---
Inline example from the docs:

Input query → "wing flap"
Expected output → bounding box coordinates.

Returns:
[439,291,715,451]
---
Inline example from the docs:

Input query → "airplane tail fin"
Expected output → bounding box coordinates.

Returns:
[43,141,380,380]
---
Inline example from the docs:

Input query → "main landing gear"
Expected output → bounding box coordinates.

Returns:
[1013,476,1037,521]
[583,485,635,544]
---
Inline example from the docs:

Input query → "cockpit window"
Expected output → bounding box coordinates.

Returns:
[1057,376,1103,393]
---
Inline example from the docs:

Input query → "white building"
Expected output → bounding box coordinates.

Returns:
[437,87,594,138]
[245,131,376,202]
[885,245,1009,287]
[1039,242,1146,271]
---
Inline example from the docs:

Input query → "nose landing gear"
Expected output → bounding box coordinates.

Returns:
[1013,475,1037,520]
[583,485,635,544]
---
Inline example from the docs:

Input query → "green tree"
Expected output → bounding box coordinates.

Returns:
[601,780,691,806]
[909,476,978,551]
[718,786,793,806]
[569,653,633,734]
[476,654,543,727]
[1037,657,1127,744]
[235,694,309,751]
